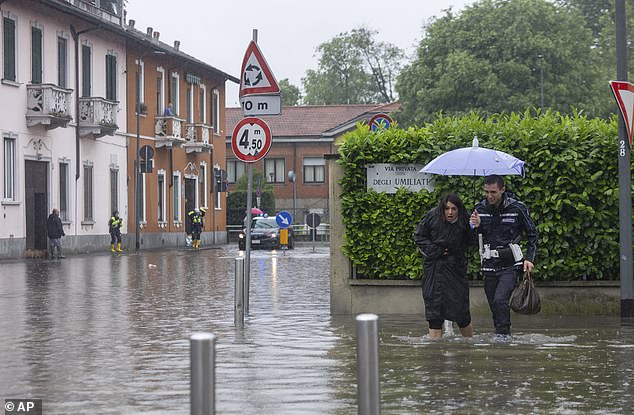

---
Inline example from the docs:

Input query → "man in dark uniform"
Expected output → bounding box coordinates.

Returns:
[46,208,65,259]
[109,210,124,252]
[188,207,206,249]
[470,174,538,338]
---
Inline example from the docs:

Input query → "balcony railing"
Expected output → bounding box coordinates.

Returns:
[64,0,123,25]
[183,123,213,153]
[26,84,73,130]
[78,97,119,138]
[154,116,185,148]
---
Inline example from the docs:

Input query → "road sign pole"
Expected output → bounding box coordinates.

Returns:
[615,0,633,319]
[244,162,252,316]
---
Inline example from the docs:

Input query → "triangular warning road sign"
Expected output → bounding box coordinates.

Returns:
[239,41,280,98]
[610,80,634,145]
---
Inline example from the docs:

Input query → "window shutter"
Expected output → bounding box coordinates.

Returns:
[82,45,91,97]
[58,37,67,87]
[106,55,116,100]
[31,27,42,84]
[3,18,16,81]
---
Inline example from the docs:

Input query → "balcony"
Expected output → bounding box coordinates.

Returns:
[154,116,185,148]
[183,123,213,153]
[78,97,119,138]
[26,84,73,130]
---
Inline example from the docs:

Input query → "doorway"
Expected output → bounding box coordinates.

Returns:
[184,177,197,234]
[25,160,49,252]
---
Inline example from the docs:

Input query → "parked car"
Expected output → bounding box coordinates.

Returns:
[238,216,294,250]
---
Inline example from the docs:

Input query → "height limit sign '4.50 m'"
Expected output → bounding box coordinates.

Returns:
[231,117,272,163]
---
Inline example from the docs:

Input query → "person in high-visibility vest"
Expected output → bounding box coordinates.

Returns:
[187,207,206,249]
[109,210,124,252]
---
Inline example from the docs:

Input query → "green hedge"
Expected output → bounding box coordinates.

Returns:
[338,111,632,281]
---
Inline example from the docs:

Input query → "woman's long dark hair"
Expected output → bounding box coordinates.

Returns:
[435,192,469,229]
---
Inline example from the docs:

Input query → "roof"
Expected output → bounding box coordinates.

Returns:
[225,102,400,139]
[37,0,239,83]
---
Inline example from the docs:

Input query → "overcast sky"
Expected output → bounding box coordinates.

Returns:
[125,0,475,107]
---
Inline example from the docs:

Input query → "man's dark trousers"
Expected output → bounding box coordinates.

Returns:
[484,267,519,335]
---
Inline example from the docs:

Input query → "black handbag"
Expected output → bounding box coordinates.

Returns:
[509,272,541,314]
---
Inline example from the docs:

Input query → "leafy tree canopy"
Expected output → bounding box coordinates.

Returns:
[396,0,608,126]
[279,78,301,106]
[302,27,404,105]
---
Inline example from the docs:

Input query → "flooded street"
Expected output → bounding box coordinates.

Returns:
[0,245,633,414]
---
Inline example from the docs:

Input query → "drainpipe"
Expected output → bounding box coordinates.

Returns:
[70,24,96,238]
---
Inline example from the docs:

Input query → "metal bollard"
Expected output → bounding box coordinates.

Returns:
[356,313,380,415]
[235,257,244,327]
[190,332,216,415]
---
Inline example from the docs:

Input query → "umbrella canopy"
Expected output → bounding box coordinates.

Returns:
[248,207,264,215]
[420,137,525,177]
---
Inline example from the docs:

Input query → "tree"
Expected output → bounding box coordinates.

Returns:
[302,27,404,105]
[279,78,301,106]
[396,0,607,126]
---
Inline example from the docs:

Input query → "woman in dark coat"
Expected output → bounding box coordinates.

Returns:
[414,193,475,338]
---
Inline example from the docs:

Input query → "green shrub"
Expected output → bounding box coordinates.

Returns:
[338,110,631,281]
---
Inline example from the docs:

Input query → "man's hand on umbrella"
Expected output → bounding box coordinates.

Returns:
[524,260,534,274]
[470,211,480,228]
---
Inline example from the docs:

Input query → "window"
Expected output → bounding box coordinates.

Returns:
[157,171,166,222]
[3,135,16,200]
[173,172,181,222]
[59,162,69,220]
[156,67,165,115]
[265,158,285,183]
[211,89,219,134]
[105,54,117,101]
[170,72,179,115]
[3,17,16,81]
[186,84,193,123]
[81,44,91,97]
[31,26,42,84]
[226,159,245,184]
[83,164,93,221]
[57,36,67,87]
[199,163,207,208]
[303,157,325,183]
[200,85,206,123]
[110,168,118,215]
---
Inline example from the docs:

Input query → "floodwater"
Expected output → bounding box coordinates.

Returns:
[0,245,632,414]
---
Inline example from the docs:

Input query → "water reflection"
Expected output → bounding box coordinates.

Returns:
[0,247,633,414]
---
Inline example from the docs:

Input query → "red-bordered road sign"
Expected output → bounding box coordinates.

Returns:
[239,41,280,98]
[231,117,272,163]
[369,113,393,131]
[610,80,634,145]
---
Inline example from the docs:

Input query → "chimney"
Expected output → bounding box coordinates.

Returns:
[174,40,180,51]
[153,31,160,40]
[128,19,135,28]
[146,27,153,37]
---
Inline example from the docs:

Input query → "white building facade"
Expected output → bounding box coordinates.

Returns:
[0,0,127,258]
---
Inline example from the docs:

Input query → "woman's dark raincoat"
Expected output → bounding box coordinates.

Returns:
[414,208,475,325]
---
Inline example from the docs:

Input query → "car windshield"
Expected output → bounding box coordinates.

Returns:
[252,218,278,229]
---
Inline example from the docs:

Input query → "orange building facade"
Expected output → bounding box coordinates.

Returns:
[125,26,238,248]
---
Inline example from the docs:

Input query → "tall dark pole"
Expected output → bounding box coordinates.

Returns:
[615,0,633,319]
[135,59,141,250]
[537,54,544,110]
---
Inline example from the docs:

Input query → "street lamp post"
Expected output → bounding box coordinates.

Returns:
[135,58,141,250]
[288,170,296,221]
[537,54,544,110]
[134,49,165,250]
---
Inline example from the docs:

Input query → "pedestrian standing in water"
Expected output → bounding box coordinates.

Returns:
[414,193,475,338]
[46,208,65,259]
[470,174,538,339]
[109,210,124,252]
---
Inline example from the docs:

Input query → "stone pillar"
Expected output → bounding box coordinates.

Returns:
[326,154,352,314]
